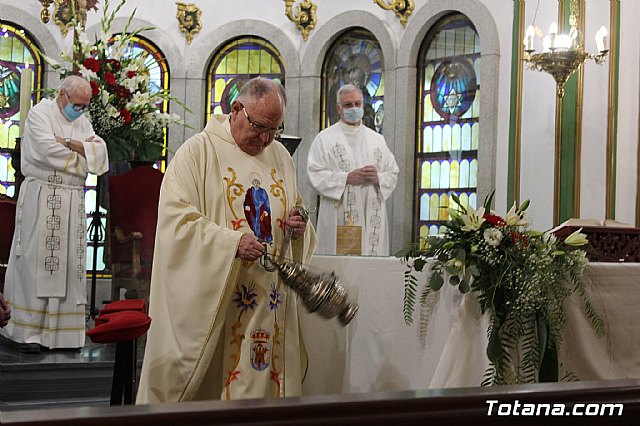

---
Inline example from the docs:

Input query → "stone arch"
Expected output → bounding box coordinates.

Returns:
[297,11,397,210]
[0,5,64,88]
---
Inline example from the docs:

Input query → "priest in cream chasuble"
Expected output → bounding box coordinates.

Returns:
[137,78,316,403]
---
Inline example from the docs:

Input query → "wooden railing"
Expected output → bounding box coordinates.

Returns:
[2,379,639,425]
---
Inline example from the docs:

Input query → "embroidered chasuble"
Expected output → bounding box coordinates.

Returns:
[137,115,317,404]
[1,98,109,348]
[307,121,399,256]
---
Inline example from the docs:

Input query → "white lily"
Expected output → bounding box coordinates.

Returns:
[564,228,589,247]
[107,105,120,118]
[460,206,485,231]
[42,54,60,68]
[505,201,529,226]
[100,90,110,107]
[78,67,98,81]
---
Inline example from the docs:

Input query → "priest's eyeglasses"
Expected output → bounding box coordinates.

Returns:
[63,91,90,112]
[241,105,284,137]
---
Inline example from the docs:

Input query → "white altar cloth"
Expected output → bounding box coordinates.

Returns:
[301,257,640,395]
[301,255,457,395]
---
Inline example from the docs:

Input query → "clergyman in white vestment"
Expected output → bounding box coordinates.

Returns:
[1,76,109,351]
[307,84,399,256]
[137,78,316,404]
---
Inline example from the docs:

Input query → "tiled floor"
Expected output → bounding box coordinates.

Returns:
[0,335,116,365]
[0,334,144,410]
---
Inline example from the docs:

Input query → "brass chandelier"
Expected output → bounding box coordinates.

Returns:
[522,0,609,97]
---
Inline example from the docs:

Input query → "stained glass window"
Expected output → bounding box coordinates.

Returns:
[206,36,285,123]
[321,28,384,133]
[0,22,42,197]
[85,35,169,273]
[415,13,480,241]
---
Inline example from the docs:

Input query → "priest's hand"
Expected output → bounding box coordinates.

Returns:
[361,165,379,185]
[0,292,11,328]
[55,136,88,158]
[236,233,266,261]
[286,210,307,240]
[346,165,378,185]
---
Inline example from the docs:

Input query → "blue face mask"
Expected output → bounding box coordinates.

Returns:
[342,107,364,124]
[62,103,85,122]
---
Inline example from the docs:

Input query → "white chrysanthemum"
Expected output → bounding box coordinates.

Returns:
[483,227,503,247]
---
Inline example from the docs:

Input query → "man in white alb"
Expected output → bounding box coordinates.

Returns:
[1,75,109,353]
[307,84,399,256]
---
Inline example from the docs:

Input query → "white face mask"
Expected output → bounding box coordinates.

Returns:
[342,107,364,124]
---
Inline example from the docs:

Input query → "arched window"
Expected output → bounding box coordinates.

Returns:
[321,28,384,133]
[415,13,480,240]
[0,22,42,197]
[85,34,169,273]
[206,36,285,123]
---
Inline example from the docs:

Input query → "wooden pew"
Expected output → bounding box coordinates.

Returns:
[2,379,639,425]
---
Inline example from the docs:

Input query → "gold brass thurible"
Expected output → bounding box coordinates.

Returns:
[283,0,317,41]
[373,0,414,28]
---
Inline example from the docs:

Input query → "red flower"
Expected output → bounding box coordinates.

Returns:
[83,58,100,73]
[104,72,116,86]
[126,70,137,79]
[115,85,131,100]
[89,80,99,96]
[483,213,505,226]
[510,231,529,249]
[105,58,121,72]
[119,108,132,124]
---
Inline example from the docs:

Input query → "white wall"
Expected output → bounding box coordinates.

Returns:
[2,0,638,251]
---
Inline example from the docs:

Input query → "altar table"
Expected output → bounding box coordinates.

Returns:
[301,256,640,395]
[301,255,456,395]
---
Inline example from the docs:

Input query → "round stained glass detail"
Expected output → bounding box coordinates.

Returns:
[429,58,477,121]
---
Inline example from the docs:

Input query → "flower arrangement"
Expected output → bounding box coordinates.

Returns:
[397,192,604,386]
[43,0,185,163]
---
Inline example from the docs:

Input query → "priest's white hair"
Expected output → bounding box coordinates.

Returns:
[237,77,286,107]
[336,84,363,104]
[60,75,91,97]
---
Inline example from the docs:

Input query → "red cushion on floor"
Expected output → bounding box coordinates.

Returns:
[87,311,151,343]
[99,299,146,316]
